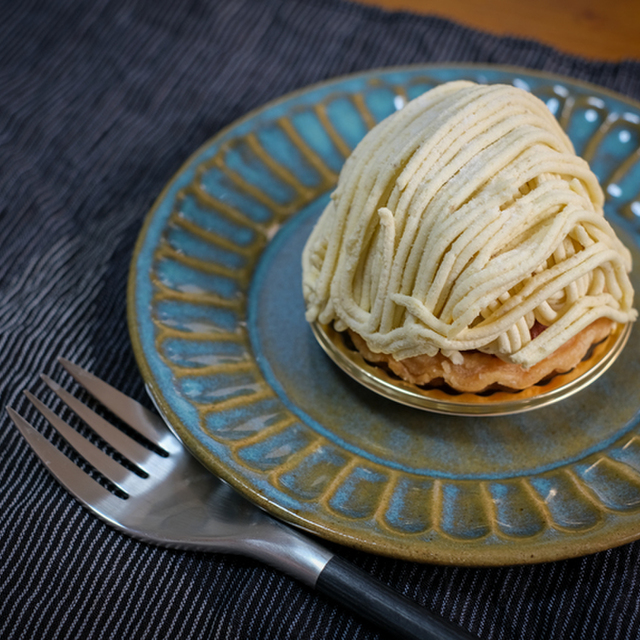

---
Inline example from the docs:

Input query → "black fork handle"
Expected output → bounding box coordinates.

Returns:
[315,556,477,640]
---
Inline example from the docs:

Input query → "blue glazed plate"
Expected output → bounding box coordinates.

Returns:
[128,65,640,566]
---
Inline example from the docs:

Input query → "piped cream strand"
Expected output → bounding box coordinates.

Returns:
[302,81,637,368]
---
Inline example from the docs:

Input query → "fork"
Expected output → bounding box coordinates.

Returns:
[6,358,477,640]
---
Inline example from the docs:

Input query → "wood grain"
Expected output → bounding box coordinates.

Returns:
[355,0,640,61]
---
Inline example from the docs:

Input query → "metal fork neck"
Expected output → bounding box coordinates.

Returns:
[237,518,334,587]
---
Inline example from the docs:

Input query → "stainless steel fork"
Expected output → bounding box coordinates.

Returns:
[7,358,476,640]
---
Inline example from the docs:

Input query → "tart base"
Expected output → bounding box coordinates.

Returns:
[310,320,631,415]
[348,318,616,393]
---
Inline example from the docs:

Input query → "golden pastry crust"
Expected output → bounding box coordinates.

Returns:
[348,318,616,393]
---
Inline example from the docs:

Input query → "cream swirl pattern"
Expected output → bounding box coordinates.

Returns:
[302,81,637,368]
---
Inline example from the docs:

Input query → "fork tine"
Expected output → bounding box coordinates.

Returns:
[6,407,126,519]
[41,374,157,471]
[58,358,169,444]
[23,391,138,494]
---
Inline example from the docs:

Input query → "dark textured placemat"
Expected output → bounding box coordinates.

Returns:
[1,1,640,638]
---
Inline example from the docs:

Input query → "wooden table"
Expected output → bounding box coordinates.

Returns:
[356,0,640,61]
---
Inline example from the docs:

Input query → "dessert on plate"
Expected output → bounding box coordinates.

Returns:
[302,81,637,393]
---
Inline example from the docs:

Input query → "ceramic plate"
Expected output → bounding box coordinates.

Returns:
[128,65,640,566]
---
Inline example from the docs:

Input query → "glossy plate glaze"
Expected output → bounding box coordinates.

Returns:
[129,65,640,566]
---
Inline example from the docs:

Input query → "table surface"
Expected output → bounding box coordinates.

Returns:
[357,0,640,61]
